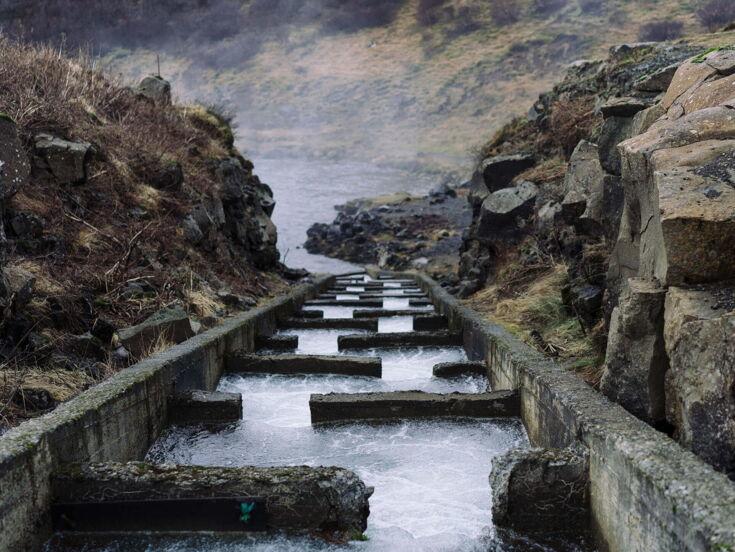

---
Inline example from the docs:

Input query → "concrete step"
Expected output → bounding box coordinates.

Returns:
[325,289,423,296]
[359,292,426,299]
[353,309,436,318]
[337,331,461,350]
[409,298,433,307]
[52,462,370,536]
[413,314,448,331]
[305,299,383,307]
[294,310,324,319]
[432,361,487,378]
[280,318,378,331]
[310,390,519,423]
[255,334,299,351]
[226,352,382,377]
[168,390,242,425]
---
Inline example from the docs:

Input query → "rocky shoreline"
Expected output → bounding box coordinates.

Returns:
[305,183,471,280]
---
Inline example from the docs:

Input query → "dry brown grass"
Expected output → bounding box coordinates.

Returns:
[544,95,602,158]
[463,246,603,386]
[0,37,286,430]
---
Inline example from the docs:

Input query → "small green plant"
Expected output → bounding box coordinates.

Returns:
[351,532,370,541]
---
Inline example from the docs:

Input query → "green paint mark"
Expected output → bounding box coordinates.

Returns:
[239,501,256,523]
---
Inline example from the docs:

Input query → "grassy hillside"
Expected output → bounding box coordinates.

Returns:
[99,0,708,174]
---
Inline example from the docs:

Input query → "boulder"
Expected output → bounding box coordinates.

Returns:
[32,133,92,185]
[535,200,561,232]
[2,265,36,308]
[634,62,680,92]
[148,160,183,190]
[137,76,172,104]
[598,116,635,175]
[490,447,589,534]
[182,215,204,244]
[562,283,603,326]
[561,141,604,224]
[664,285,735,476]
[481,153,535,193]
[429,181,456,198]
[600,96,649,118]
[62,333,107,361]
[116,306,194,358]
[600,278,668,424]
[8,212,44,238]
[477,180,538,237]
[0,115,30,200]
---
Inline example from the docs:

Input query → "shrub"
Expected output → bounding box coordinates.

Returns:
[578,0,605,15]
[417,0,448,26]
[547,96,600,157]
[321,0,406,33]
[638,19,684,41]
[532,0,568,16]
[695,0,735,31]
[490,0,523,26]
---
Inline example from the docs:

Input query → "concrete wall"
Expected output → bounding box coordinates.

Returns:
[0,275,332,552]
[413,273,735,552]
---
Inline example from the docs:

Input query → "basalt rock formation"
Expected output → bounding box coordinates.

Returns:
[305,186,470,279]
[457,37,735,477]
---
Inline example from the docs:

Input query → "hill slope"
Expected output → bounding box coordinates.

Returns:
[0,0,712,174]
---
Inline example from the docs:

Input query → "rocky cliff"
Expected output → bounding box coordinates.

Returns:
[459,34,735,478]
[0,38,286,430]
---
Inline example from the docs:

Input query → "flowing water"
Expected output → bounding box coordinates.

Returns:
[137,277,530,551]
[254,159,436,273]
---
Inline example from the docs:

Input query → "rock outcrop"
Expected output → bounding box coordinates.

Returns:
[599,48,735,476]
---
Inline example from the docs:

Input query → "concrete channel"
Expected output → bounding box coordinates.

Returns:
[0,270,733,552]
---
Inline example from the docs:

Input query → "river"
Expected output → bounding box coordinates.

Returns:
[254,158,437,274]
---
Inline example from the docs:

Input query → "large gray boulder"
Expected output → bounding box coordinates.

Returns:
[470,153,535,212]
[600,278,669,424]
[477,180,538,237]
[137,76,172,104]
[32,133,92,185]
[0,115,30,200]
[116,306,194,358]
[561,140,604,226]
[664,285,735,476]
[490,447,589,533]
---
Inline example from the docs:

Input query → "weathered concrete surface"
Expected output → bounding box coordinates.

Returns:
[409,298,432,307]
[280,318,378,331]
[432,361,487,378]
[310,390,519,423]
[52,462,370,535]
[305,299,383,307]
[490,447,589,533]
[353,309,434,318]
[337,331,461,350]
[664,285,735,477]
[0,275,333,552]
[226,353,382,377]
[168,390,242,425]
[116,306,195,358]
[600,278,669,424]
[255,334,298,351]
[409,271,735,552]
[413,314,448,331]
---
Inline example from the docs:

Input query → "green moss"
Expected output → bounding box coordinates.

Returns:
[692,46,734,64]
[348,531,369,541]
[0,112,15,123]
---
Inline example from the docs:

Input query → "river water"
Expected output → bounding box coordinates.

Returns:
[254,158,436,273]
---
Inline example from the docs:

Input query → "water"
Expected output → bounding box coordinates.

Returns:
[255,159,434,273]
[50,281,538,552]
[142,288,530,551]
